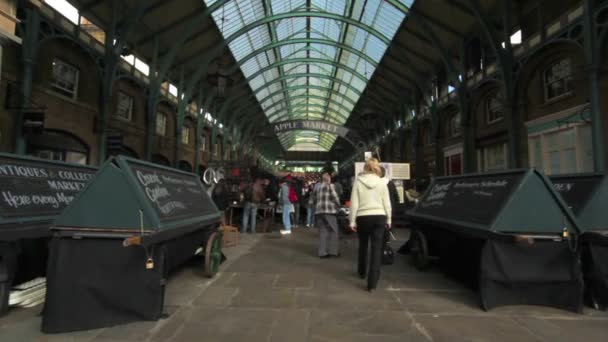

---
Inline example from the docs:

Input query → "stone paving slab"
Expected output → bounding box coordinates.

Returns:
[1,228,608,342]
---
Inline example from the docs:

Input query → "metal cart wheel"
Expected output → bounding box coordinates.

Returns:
[410,230,430,271]
[204,232,222,278]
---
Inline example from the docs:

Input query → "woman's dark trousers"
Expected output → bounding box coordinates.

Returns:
[356,215,386,290]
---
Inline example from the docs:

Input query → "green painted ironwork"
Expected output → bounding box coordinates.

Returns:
[193,0,411,151]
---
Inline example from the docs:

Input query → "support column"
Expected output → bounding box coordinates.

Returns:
[96,3,121,165]
[429,101,444,176]
[194,89,205,173]
[412,118,425,191]
[584,0,606,173]
[174,70,186,168]
[15,8,40,154]
[145,37,160,161]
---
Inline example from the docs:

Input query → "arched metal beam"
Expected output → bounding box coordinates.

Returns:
[243,57,369,89]
[263,95,353,120]
[267,103,350,121]
[183,11,390,103]
[231,84,358,118]
[233,38,378,74]
[271,110,342,123]
[251,73,362,98]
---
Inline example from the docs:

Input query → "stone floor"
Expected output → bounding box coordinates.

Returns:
[1,228,608,342]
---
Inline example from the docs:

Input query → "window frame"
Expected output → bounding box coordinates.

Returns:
[477,143,508,172]
[115,91,134,122]
[181,125,191,145]
[527,123,593,175]
[156,112,167,136]
[449,113,462,138]
[51,58,80,99]
[543,58,573,103]
[486,94,504,125]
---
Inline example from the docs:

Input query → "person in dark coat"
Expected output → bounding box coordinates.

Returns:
[212,179,230,225]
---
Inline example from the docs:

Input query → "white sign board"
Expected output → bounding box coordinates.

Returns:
[354,162,411,180]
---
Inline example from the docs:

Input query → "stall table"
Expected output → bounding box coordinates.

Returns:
[408,169,583,313]
[228,202,275,232]
[0,153,96,315]
[42,156,222,333]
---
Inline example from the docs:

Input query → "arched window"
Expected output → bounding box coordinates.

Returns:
[178,160,193,172]
[544,58,573,101]
[449,113,462,137]
[486,93,503,124]
[156,112,167,136]
[27,130,89,165]
[181,125,191,145]
[152,154,171,166]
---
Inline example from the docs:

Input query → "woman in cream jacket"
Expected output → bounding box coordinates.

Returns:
[349,158,392,292]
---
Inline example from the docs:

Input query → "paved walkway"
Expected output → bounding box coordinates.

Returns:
[1,228,608,342]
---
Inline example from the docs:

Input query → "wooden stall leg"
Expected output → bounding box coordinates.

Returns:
[410,230,430,271]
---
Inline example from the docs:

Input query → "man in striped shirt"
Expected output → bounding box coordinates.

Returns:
[311,173,341,258]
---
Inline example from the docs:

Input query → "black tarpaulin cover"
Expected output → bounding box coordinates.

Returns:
[42,238,166,333]
[480,240,584,313]
[584,243,608,309]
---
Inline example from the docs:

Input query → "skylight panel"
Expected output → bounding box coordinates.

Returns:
[271,0,306,15]
[362,35,388,62]
[311,18,342,42]
[205,0,411,152]
[311,0,347,16]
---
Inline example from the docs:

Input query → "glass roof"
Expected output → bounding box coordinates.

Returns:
[204,0,412,151]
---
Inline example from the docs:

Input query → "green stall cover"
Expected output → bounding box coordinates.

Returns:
[409,169,580,237]
[53,156,221,241]
[0,153,97,240]
[550,174,608,232]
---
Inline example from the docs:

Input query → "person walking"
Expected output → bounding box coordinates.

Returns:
[312,173,341,258]
[349,158,392,292]
[278,177,293,235]
[241,178,265,234]
[293,178,304,228]
[304,183,315,228]
[212,178,230,225]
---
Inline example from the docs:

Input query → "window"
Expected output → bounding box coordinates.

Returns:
[200,134,207,151]
[544,59,573,101]
[156,113,167,136]
[528,124,593,175]
[181,126,190,145]
[36,150,87,165]
[214,142,220,158]
[51,59,79,99]
[450,113,462,137]
[444,144,463,176]
[501,29,522,48]
[477,143,508,172]
[115,91,134,121]
[486,94,503,124]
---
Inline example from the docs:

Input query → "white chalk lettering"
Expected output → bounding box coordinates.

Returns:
[136,171,163,187]
[1,191,32,208]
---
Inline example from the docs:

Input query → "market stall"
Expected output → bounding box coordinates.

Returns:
[551,174,608,310]
[408,169,583,313]
[0,153,96,315]
[42,156,222,333]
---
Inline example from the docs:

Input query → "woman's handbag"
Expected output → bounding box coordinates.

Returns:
[381,230,395,265]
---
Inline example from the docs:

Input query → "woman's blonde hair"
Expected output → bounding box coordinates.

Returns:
[363,158,382,176]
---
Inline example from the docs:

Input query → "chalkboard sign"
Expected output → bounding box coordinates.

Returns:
[414,172,524,226]
[550,175,603,215]
[0,155,97,219]
[127,161,216,222]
